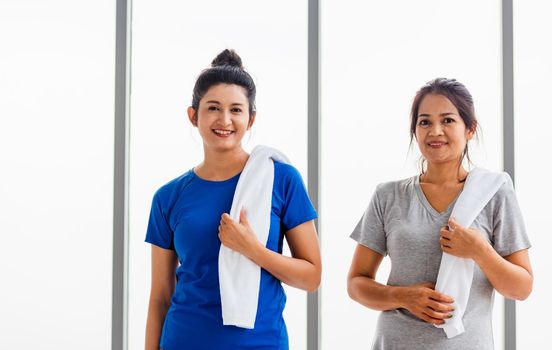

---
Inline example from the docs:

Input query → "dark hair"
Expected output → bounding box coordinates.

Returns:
[410,77,478,166]
[191,49,256,116]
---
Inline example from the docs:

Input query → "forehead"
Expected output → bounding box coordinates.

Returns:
[202,83,248,104]
[418,93,459,115]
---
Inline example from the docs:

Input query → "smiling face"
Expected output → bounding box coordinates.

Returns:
[188,83,255,152]
[415,93,475,165]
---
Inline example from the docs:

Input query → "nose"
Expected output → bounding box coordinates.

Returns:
[219,109,232,126]
[428,123,444,136]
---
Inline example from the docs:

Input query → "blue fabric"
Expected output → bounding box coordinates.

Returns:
[146,161,317,350]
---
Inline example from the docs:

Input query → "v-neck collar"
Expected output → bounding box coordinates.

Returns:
[413,174,464,217]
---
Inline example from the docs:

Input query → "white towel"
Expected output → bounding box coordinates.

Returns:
[435,167,508,338]
[218,145,290,329]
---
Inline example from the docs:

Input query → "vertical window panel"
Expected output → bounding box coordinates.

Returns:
[514,1,552,348]
[321,1,503,349]
[128,1,309,349]
[0,1,115,349]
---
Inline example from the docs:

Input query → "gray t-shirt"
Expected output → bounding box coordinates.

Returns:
[350,174,531,350]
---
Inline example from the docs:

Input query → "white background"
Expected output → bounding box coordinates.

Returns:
[128,1,309,349]
[0,0,114,349]
[514,1,552,348]
[321,1,504,349]
[1,1,549,349]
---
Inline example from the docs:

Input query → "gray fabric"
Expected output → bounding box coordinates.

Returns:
[350,175,531,350]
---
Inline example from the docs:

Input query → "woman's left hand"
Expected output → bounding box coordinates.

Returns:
[218,208,262,259]
[439,217,488,260]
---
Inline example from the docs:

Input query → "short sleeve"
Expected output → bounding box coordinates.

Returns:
[280,165,318,231]
[492,179,531,256]
[350,185,387,256]
[145,190,174,250]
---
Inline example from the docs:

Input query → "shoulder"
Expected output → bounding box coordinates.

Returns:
[153,169,195,204]
[373,176,416,199]
[489,172,516,204]
[273,161,304,184]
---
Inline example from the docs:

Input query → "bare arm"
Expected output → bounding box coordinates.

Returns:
[145,245,178,350]
[441,217,533,300]
[218,210,321,292]
[347,244,454,325]
[474,248,532,300]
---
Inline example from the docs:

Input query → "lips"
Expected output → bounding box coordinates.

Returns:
[427,141,448,148]
[212,129,235,137]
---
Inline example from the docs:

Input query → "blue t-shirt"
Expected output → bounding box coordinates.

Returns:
[145,161,317,350]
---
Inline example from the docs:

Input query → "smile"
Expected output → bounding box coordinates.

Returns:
[428,141,447,148]
[212,129,235,136]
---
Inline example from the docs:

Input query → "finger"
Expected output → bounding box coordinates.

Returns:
[428,300,455,313]
[425,307,453,320]
[441,244,453,253]
[439,237,452,246]
[448,217,463,232]
[430,290,455,304]
[239,208,249,226]
[420,312,445,325]
[221,213,232,223]
[420,282,435,289]
[440,230,452,240]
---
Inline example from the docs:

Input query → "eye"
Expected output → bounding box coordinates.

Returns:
[417,119,430,126]
[207,105,219,111]
[443,117,455,124]
[231,107,242,113]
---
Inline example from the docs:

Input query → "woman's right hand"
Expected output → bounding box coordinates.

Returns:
[398,282,455,325]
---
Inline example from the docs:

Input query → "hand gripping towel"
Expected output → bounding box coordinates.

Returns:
[218,145,290,329]
[435,167,508,338]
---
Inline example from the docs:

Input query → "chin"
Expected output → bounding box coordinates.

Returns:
[209,142,242,152]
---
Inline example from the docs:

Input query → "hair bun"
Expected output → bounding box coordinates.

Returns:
[211,49,243,69]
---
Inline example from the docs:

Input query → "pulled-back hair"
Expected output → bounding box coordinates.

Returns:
[192,49,256,116]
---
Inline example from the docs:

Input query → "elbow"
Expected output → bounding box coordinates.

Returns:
[306,282,320,293]
[504,276,533,301]
[515,281,533,301]
[346,277,358,302]
[306,267,321,293]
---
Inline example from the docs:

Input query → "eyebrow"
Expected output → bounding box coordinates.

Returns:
[417,112,457,118]
[205,100,244,106]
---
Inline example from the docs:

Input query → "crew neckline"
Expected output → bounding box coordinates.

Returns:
[190,168,242,184]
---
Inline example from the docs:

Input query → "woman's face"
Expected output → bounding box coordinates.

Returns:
[188,83,255,152]
[415,93,474,165]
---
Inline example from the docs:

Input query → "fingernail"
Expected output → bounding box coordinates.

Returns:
[448,314,453,318]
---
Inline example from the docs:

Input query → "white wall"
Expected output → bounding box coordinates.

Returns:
[2,1,549,349]
[127,1,309,349]
[514,1,552,348]
[0,1,115,349]
[321,1,504,349]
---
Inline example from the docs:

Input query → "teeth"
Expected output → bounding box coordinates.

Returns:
[214,129,233,135]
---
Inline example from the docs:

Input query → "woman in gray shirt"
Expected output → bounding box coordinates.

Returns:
[347,78,533,350]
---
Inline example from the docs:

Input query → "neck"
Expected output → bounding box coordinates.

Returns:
[195,145,249,180]
[422,160,468,185]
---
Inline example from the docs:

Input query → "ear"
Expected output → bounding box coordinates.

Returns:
[247,112,256,130]
[187,106,198,127]
[466,120,477,140]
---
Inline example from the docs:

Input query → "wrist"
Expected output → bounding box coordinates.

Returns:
[390,285,408,310]
[248,240,267,266]
[473,239,493,264]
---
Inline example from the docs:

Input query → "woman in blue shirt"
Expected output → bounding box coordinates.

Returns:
[144,49,321,350]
